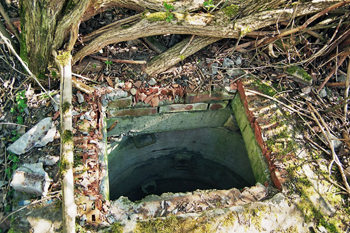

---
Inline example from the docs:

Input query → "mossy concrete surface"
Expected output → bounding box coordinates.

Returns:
[107,109,234,136]
[231,94,270,185]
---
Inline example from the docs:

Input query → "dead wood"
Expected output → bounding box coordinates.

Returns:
[73,1,341,74]
[144,36,220,76]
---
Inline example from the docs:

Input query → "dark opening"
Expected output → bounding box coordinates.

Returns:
[108,127,256,202]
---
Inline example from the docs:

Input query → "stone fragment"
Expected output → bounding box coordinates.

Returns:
[8,117,56,155]
[76,92,84,103]
[51,94,60,112]
[210,63,219,75]
[148,78,157,86]
[235,56,242,66]
[10,163,51,196]
[38,155,59,166]
[130,88,137,95]
[301,86,311,94]
[222,58,234,68]
[106,90,128,100]
[319,88,327,98]
[134,81,142,88]
[226,68,245,77]
[286,66,313,85]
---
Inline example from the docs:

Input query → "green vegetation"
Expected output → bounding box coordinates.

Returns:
[135,215,213,233]
[286,66,312,82]
[62,130,73,143]
[11,90,27,114]
[163,2,175,22]
[5,152,19,179]
[222,5,240,17]
[105,60,113,70]
[203,0,215,12]
[62,101,71,114]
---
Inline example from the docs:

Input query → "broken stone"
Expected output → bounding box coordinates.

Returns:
[320,131,343,149]
[38,155,59,166]
[226,68,245,77]
[76,92,84,103]
[130,88,137,96]
[51,94,60,112]
[286,66,313,85]
[235,56,242,66]
[301,86,312,94]
[148,78,157,86]
[210,63,219,75]
[222,58,234,68]
[319,88,327,98]
[7,117,56,155]
[10,163,51,196]
[106,90,128,101]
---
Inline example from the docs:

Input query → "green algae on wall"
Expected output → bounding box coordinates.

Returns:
[231,94,270,185]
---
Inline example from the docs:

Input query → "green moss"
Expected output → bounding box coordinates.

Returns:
[62,101,71,113]
[252,78,276,97]
[286,66,312,82]
[145,12,168,22]
[62,130,73,143]
[110,222,123,233]
[135,215,213,233]
[55,51,72,66]
[222,5,240,17]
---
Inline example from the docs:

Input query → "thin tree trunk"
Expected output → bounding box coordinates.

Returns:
[55,51,76,233]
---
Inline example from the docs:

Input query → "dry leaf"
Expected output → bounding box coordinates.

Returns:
[124,81,132,91]
[105,76,114,87]
[230,83,238,90]
[140,93,147,102]
[144,94,153,104]
[151,96,160,107]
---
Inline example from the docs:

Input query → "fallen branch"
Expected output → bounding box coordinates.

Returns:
[90,55,146,64]
[73,1,335,64]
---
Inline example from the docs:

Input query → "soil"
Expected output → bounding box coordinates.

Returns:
[0,1,350,232]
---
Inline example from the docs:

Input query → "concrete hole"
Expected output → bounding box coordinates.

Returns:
[105,97,271,206]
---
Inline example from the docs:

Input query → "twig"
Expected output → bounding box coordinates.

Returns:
[317,51,347,93]
[256,0,350,48]
[72,72,99,84]
[0,31,58,105]
[344,57,350,122]
[245,89,312,119]
[307,103,350,195]
[0,122,27,127]
[0,2,19,41]
[90,55,146,64]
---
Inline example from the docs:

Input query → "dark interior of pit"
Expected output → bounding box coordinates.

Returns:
[108,125,257,202]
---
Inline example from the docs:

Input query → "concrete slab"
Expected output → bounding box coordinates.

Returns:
[107,109,234,136]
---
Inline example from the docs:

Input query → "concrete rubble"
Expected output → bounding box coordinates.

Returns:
[109,183,267,221]
[7,117,56,155]
[10,163,51,196]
